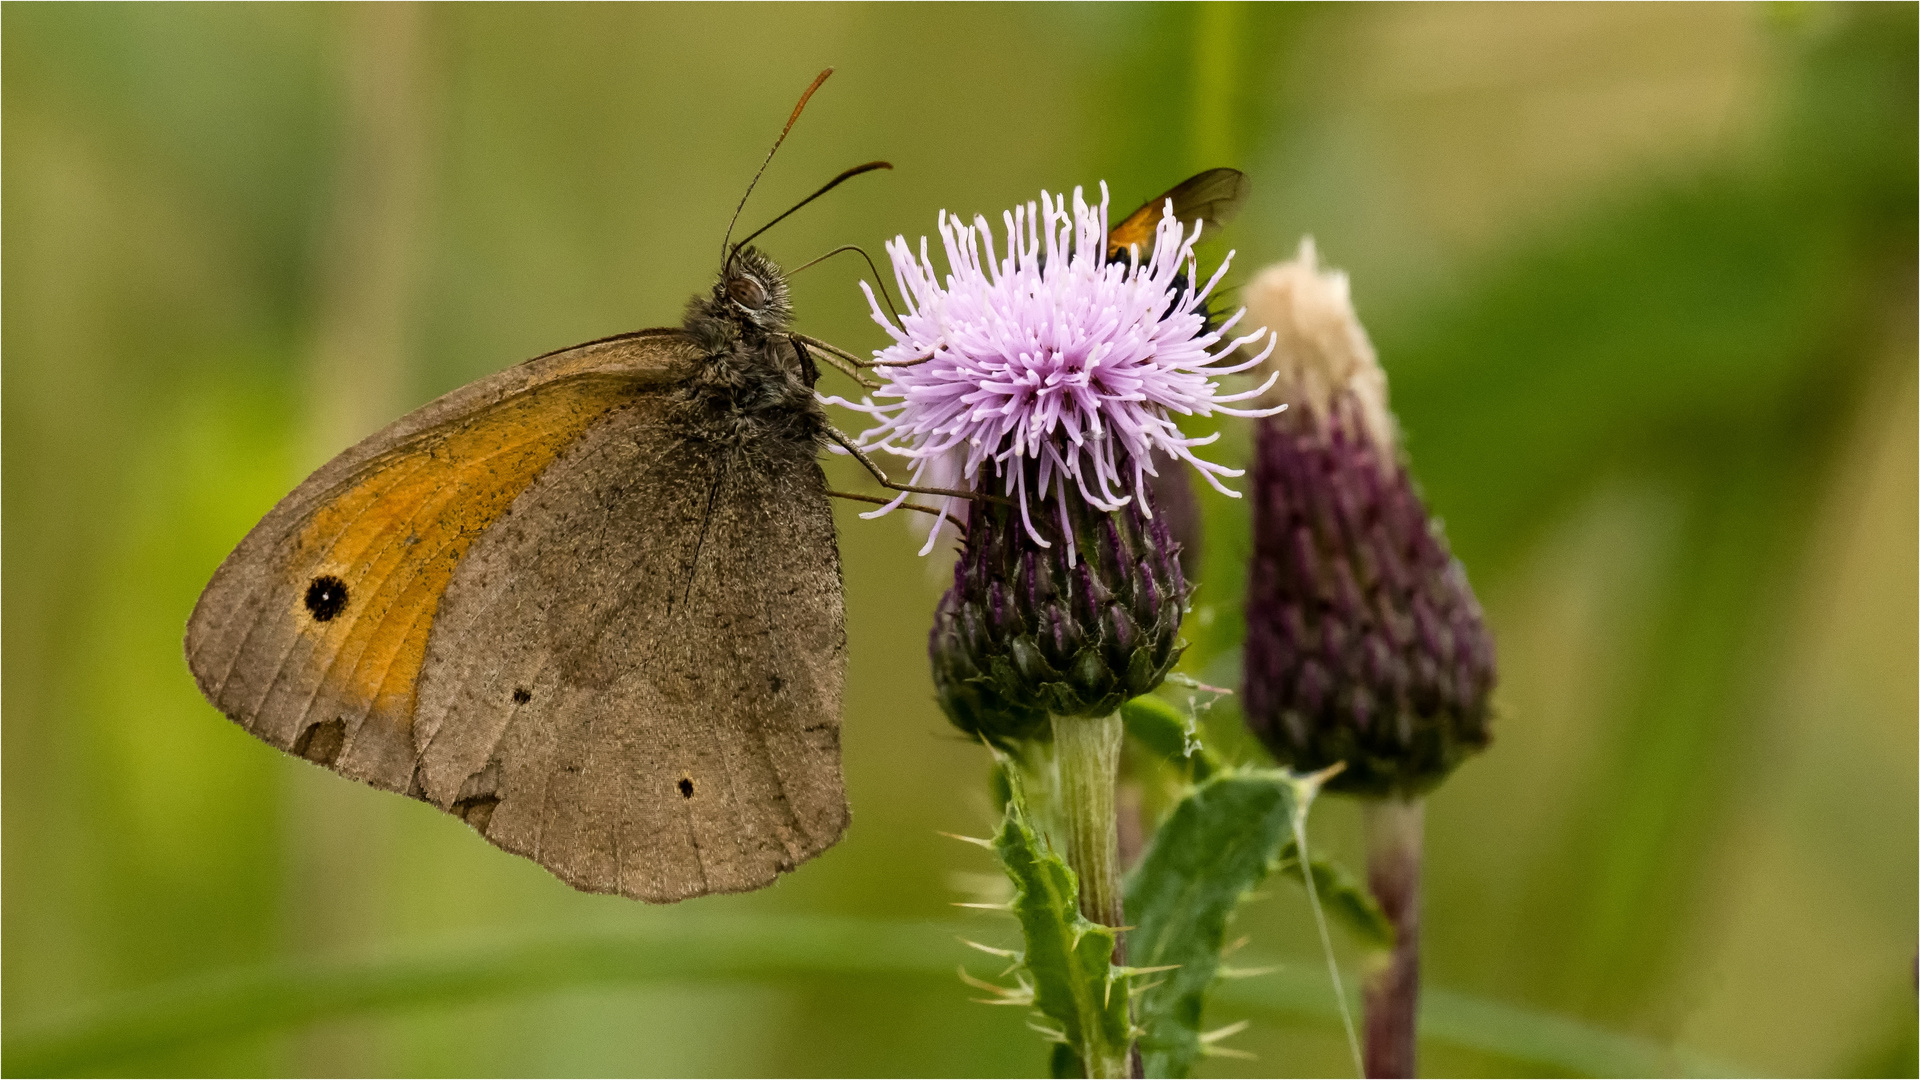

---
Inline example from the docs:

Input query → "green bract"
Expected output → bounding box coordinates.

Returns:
[929,465,1190,737]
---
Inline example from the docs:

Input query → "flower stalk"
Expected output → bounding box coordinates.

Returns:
[1052,712,1127,933]
[1052,712,1132,1080]
[1362,796,1424,1079]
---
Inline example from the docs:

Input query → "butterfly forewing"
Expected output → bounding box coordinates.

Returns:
[1105,167,1252,260]
[189,68,865,906]
[185,335,689,786]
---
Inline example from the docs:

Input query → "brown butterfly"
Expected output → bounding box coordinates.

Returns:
[1105,167,1251,261]
[183,70,973,904]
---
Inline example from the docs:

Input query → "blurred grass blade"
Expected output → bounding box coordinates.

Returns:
[1211,974,1746,1079]
[1,913,1745,1078]
[1,915,959,1078]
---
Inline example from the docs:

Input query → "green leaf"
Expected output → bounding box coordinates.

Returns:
[1123,770,1392,1077]
[994,803,1133,1078]
[1123,771,1296,1078]
[1120,695,1220,781]
[1277,852,1395,952]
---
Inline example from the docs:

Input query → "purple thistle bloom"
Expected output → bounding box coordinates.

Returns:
[827,184,1280,559]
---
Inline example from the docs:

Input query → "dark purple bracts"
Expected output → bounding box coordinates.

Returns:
[1242,396,1496,796]
[930,459,1191,745]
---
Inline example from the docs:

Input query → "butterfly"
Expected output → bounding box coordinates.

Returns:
[183,70,973,904]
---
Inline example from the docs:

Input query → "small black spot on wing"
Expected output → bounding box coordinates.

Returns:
[511,687,532,705]
[305,575,349,621]
[677,777,695,799]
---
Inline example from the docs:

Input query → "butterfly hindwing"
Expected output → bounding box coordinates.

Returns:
[409,401,849,902]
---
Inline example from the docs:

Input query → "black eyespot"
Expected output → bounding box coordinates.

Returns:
[677,778,695,799]
[511,687,532,705]
[305,575,349,621]
[727,274,768,310]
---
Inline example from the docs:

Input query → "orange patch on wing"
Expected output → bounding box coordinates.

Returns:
[286,379,636,757]
[1105,204,1160,261]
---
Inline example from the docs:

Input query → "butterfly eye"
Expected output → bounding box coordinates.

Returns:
[727,274,769,310]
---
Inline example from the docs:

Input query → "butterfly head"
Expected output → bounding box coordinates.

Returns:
[679,245,821,449]
[707,245,793,338]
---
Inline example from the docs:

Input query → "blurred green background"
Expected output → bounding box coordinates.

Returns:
[4,3,1914,1077]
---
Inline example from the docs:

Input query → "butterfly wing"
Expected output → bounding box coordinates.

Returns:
[184,329,699,793]
[1105,167,1252,259]
[186,326,849,902]
[408,402,849,902]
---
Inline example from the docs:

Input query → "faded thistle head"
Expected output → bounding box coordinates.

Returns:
[834,185,1281,732]
[1240,240,1496,797]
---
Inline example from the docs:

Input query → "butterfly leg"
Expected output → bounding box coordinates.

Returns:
[790,337,878,390]
[821,424,1010,505]
[823,489,968,536]
[790,332,933,370]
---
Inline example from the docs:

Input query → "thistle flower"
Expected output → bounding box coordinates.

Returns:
[1238,239,1498,1080]
[1240,238,1496,796]
[857,187,1282,1079]
[1144,450,1204,584]
[830,185,1277,562]
[838,184,1279,726]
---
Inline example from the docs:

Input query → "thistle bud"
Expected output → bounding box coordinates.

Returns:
[929,460,1191,739]
[1240,241,1496,797]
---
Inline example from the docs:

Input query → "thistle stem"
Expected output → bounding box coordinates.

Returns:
[1051,711,1132,1079]
[1362,796,1425,1078]
[1052,712,1126,929]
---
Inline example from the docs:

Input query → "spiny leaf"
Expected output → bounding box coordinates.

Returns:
[1121,768,1386,1077]
[958,938,1021,960]
[1123,770,1299,1078]
[939,831,998,850]
[996,803,1132,1078]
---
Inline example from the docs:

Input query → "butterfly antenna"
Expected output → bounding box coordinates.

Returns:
[732,161,893,258]
[783,243,903,323]
[723,67,834,267]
